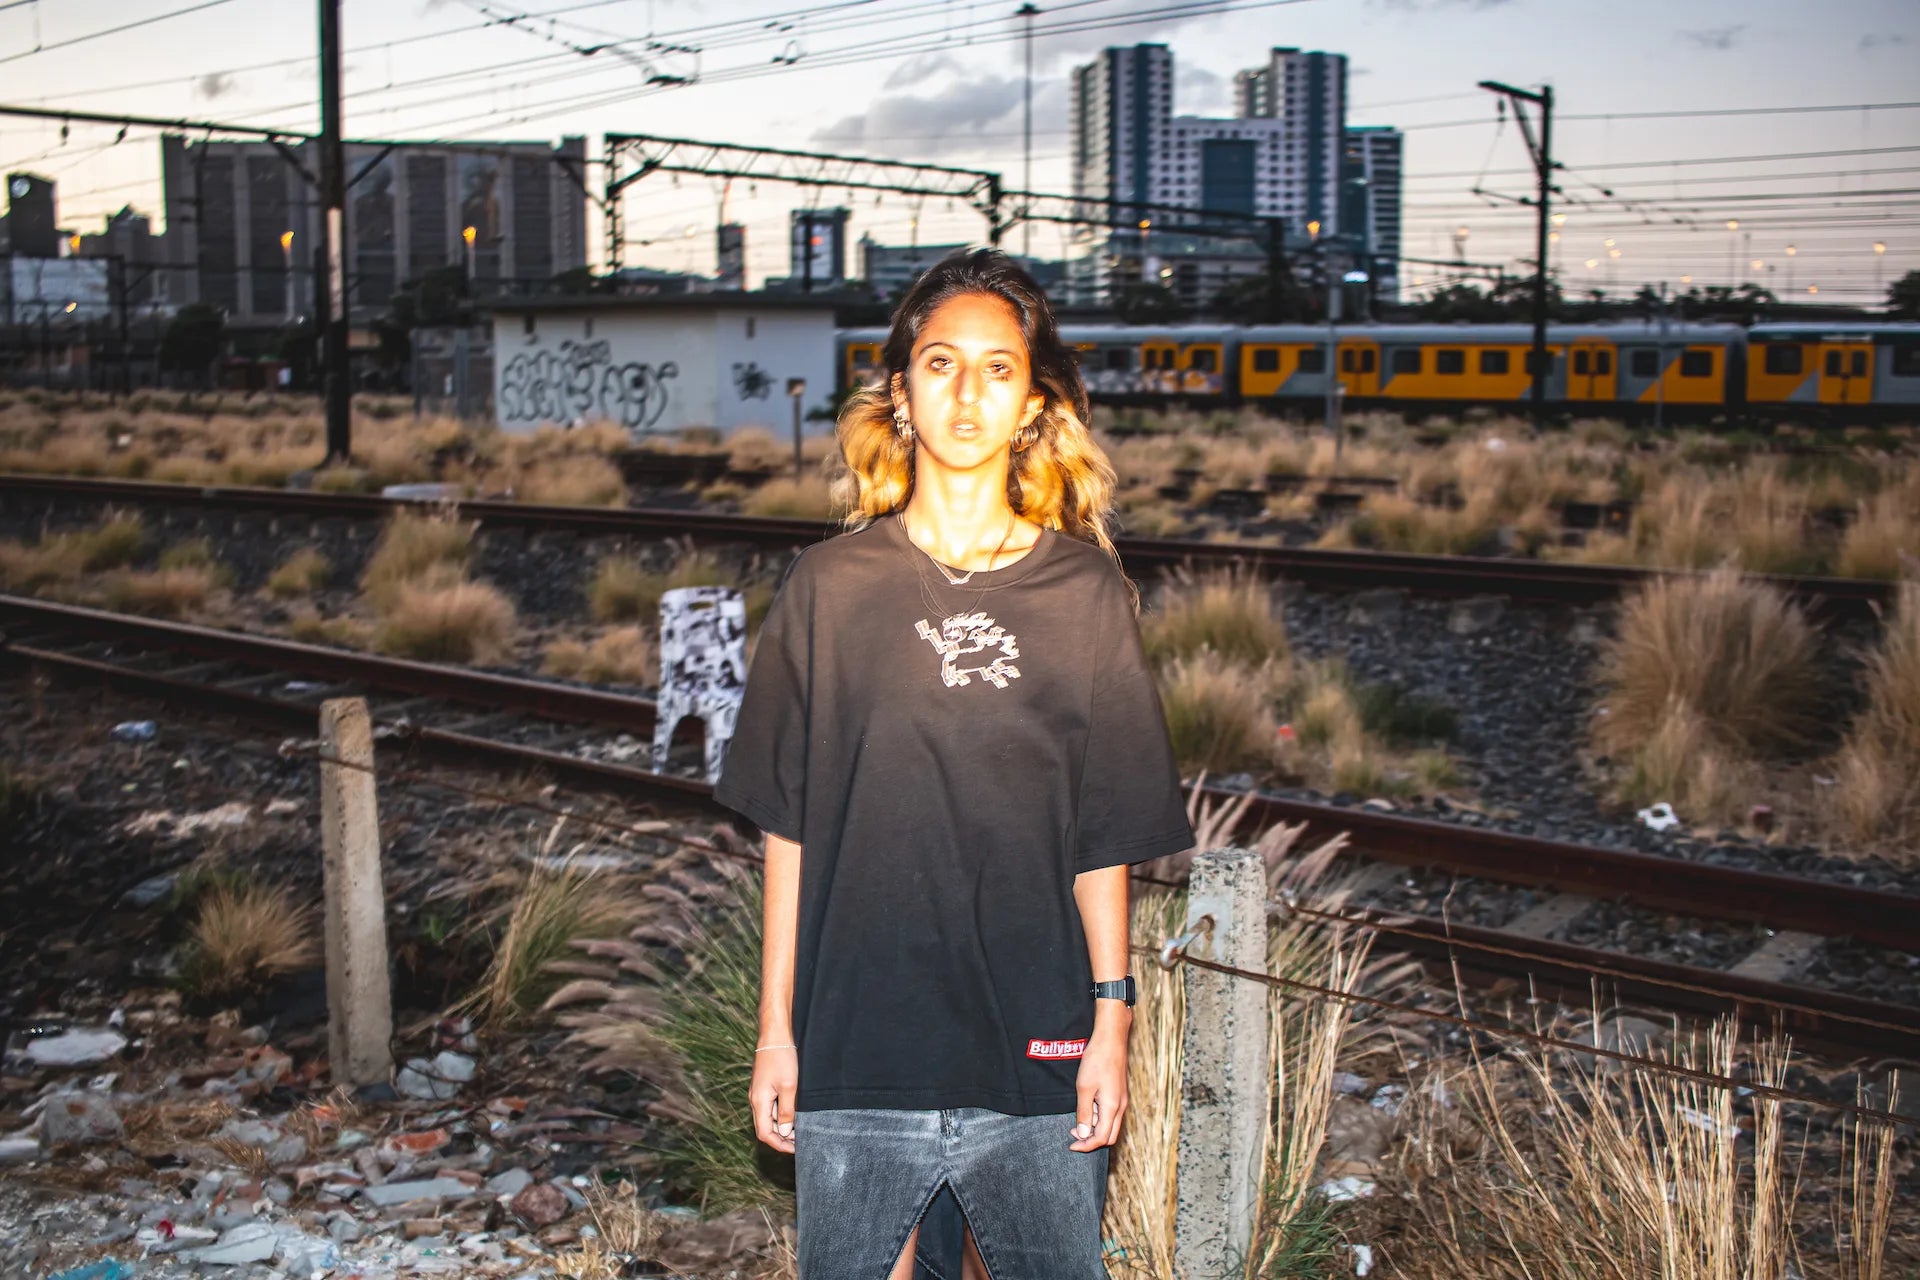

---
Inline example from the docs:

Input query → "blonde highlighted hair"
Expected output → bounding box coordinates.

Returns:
[835,248,1122,566]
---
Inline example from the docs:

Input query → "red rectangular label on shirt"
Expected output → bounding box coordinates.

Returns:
[1026,1038,1088,1060]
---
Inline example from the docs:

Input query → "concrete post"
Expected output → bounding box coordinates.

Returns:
[1174,847,1271,1278]
[319,698,394,1087]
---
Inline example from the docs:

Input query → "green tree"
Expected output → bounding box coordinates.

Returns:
[1888,268,1920,321]
[159,303,225,383]
[1210,270,1314,323]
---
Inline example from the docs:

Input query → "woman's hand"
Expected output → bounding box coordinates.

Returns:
[1070,1008,1130,1152]
[751,1045,799,1154]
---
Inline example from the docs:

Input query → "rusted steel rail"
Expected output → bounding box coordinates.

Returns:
[0,472,1889,618]
[4,599,1917,1061]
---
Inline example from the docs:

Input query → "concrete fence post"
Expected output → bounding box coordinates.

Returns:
[1174,846,1271,1278]
[319,698,394,1088]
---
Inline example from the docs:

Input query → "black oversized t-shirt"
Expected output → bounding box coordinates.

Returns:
[715,513,1193,1115]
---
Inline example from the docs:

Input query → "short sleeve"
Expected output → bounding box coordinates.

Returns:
[714,553,812,841]
[1074,573,1194,872]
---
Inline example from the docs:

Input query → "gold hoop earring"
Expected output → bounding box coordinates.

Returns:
[893,408,915,443]
[1012,422,1040,451]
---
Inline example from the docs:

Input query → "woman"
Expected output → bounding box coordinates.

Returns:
[717,248,1192,1279]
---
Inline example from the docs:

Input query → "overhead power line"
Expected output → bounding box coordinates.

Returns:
[0,0,238,67]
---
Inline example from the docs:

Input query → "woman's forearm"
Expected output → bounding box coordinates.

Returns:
[759,832,803,1043]
[1073,864,1133,1034]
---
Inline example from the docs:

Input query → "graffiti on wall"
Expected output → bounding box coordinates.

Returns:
[499,339,678,431]
[732,361,772,400]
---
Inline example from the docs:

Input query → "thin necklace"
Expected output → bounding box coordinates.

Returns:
[908,511,1012,586]
[902,510,1016,622]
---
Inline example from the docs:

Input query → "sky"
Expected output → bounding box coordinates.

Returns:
[2,0,1917,302]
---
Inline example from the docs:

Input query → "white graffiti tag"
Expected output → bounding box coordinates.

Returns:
[915,612,1022,689]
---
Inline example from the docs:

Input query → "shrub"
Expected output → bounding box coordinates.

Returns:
[474,860,638,1028]
[1836,489,1918,581]
[373,578,516,663]
[64,511,147,572]
[180,881,317,998]
[1143,567,1288,668]
[0,539,83,590]
[518,455,628,507]
[267,547,332,597]
[360,510,476,610]
[544,626,658,687]
[589,547,733,624]
[158,537,219,571]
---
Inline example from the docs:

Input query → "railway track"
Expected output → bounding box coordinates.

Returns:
[4,591,1916,1063]
[0,472,1892,620]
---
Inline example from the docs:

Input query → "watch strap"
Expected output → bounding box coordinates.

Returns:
[1091,976,1137,1007]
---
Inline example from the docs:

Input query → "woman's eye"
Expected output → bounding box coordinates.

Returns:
[928,356,950,370]
[990,363,1012,377]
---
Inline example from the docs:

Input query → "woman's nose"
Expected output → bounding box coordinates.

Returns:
[957,365,983,406]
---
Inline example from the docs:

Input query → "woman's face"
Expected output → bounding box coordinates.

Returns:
[893,291,1045,476]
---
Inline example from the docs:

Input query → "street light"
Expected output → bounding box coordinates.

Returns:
[1874,240,1887,293]
[1784,243,1796,295]
[1016,2,1040,261]
[280,230,296,323]
[1726,219,1739,285]
[462,225,478,280]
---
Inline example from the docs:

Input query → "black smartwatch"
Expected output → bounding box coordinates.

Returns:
[1091,976,1137,1007]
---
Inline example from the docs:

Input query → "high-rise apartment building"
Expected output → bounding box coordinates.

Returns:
[1341,125,1403,299]
[1232,48,1349,237]
[159,135,588,324]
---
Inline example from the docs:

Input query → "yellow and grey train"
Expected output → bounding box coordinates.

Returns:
[839,322,1920,419]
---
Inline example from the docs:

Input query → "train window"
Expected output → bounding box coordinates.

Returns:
[1252,347,1280,373]
[1190,348,1218,372]
[1595,350,1613,376]
[1525,349,1549,376]
[1572,350,1590,376]
[1628,348,1658,379]
[1297,347,1326,373]
[1436,349,1466,376]
[1824,351,1842,377]
[1103,349,1133,371]
[1850,350,1867,377]
[1679,350,1714,378]
[1391,348,1421,375]
[1762,344,1803,376]
[1341,348,1357,373]
[1892,343,1920,378]
[1360,349,1376,373]
[1479,349,1510,375]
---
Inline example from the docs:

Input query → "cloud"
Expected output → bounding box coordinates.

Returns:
[195,72,236,99]
[883,52,965,90]
[1679,24,1745,51]
[1859,31,1908,51]
[1177,65,1229,116]
[812,75,1035,157]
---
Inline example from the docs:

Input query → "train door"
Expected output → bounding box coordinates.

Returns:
[1182,343,1224,395]
[1566,340,1617,402]
[1338,339,1379,398]
[1142,340,1179,394]
[1818,342,1873,404]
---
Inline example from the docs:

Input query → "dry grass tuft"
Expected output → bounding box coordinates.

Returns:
[1837,488,1919,580]
[1143,566,1288,668]
[267,547,332,597]
[373,577,516,663]
[741,473,836,520]
[473,853,640,1027]
[1825,580,1920,853]
[181,881,317,998]
[516,454,628,507]
[543,626,658,687]
[1594,569,1822,823]
[360,510,476,610]
[101,566,219,618]
[589,545,734,624]
[1157,651,1286,777]
[287,609,372,649]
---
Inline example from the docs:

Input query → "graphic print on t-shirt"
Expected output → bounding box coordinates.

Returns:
[914,611,1022,689]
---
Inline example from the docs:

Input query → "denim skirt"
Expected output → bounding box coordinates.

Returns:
[792,1107,1109,1280]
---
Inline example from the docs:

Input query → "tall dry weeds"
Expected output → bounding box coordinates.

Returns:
[1825,580,1920,853]
[359,510,476,610]
[1143,566,1289,668]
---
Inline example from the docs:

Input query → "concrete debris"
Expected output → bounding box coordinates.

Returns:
[39,1092,125,1147]
[394,1050,477,1101]
[120,873,179,907]
[17,1026,129,1069]
[360,1177,477,1210]
[0,1135,40,1165]
[486,1167,533,1197]
[179,1220,278,1265]
[508,1181,568,1228]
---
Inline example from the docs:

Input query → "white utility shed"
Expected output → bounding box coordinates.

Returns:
[490,292,838,436]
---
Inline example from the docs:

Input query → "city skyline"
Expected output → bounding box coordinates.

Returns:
[2,0,1917,303]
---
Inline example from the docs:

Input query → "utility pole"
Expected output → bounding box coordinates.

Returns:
[1017,3,1039,263]
[319,0,350,464]
[1478,79,1554,423]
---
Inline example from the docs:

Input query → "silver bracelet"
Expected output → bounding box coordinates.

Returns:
[755,1043,797,1053]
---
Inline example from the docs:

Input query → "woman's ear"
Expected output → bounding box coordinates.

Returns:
[1022,391,1045,428]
